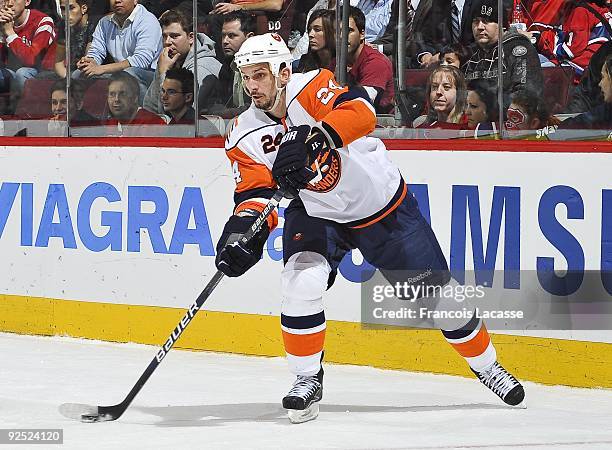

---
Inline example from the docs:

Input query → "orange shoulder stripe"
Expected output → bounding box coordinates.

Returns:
[295,69,376,147]
[295,69,348,122]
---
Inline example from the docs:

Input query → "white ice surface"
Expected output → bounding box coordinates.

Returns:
[1,332,611,450]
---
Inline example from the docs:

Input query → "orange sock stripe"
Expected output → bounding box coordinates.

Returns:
[282,329,326,357]
[450,324,491,358]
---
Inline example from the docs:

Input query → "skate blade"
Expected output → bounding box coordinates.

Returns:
[513,401,527,409]
[287,403,319,424]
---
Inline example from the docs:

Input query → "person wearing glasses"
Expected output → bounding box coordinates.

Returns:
[161,67,195,124]
[103,71,165,132]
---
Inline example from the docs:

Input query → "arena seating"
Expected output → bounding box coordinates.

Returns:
[15,78,110,120]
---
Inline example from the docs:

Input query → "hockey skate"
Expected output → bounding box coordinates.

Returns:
[472,361,525,407]
[282,368,323,424]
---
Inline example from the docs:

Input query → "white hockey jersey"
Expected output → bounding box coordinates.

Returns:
[224,68,403,228]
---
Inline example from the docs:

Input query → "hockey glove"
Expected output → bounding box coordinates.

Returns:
[272,125,329,199]
[215,214,270,277]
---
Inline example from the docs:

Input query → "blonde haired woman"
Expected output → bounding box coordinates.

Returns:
[418,65,467,128]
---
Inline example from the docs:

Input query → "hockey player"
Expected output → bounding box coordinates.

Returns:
[215,32,525,424]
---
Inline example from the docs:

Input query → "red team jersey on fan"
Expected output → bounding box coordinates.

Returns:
[526,0,570,31]
[0,9,56,71]
[535,2,612,81]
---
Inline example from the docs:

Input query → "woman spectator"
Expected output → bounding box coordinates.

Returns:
[418,65,467,128]
[291,0,336,60]
[295,9,336,73]
[465,79,498,129]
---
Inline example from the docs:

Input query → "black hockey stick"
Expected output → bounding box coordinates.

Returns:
[59,189,285,423]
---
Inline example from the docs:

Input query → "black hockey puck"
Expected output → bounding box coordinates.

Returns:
[81,414,100,423]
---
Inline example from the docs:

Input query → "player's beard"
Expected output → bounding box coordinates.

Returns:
[253,89,277,111]
[257,95,275,111]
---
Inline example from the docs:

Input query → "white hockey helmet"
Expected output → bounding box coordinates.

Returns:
[234,33,292,77]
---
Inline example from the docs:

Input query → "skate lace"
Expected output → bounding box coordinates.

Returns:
[287,375,321,399]
[479,363,518,398]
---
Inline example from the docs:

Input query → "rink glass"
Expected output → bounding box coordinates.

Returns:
[0,1,607,141]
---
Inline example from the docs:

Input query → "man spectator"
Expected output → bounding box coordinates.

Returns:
[0,0,57,98]
[333,6,394,114]
[54,0,99,78]
[211,0,286,45]
[200,10,255,118]
[143,8,221,115]
[104,71,166,128]
[75,0,162,104]
[566,41,612,113]
[559,53,612,130]
[161,67,195,124]
[372,0,480,63]
[464,0,543,111]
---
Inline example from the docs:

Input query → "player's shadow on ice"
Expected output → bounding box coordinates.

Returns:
[136,402,508,427]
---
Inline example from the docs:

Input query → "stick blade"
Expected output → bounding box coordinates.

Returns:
[59,403,117,423]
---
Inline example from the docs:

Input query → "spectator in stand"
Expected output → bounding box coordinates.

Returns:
[331,6,395,114]
[143,8,221,115]
[521,0,612,84]
[505,89,559,131]
[295,9,335,73]
[104,71,165,127]
[291,0,335,60]
[418,64,467,127]
[199,10,254,118]
[210,0,283,15]
[439,42,470,68]
[356,0,393,43]
[566,40,612,113]
[464,0,543,111]
[559,53,612,129]
[465,79,498,130]
[372,0,481,64]
[0,0,57,99]
[54,0,99,78]
[48,79,98,131]
[75,0,162,104]
[161,66,195,124]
